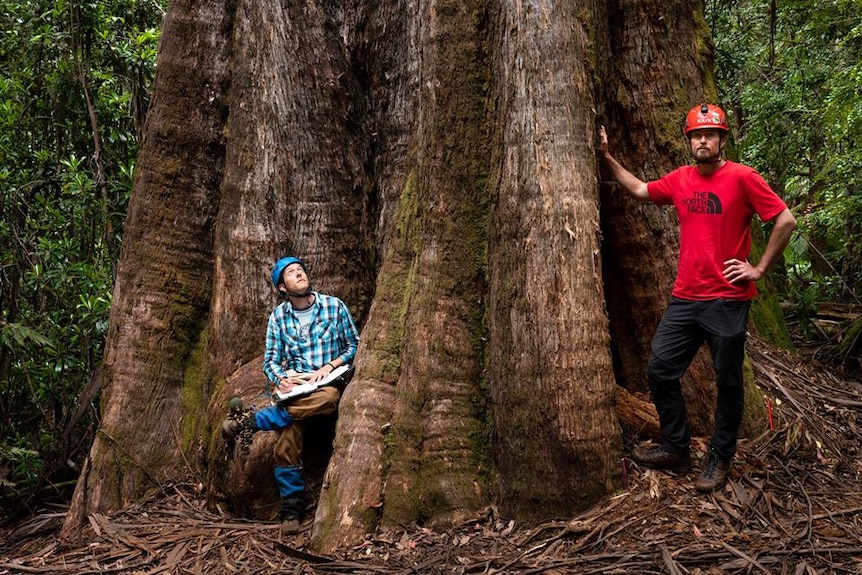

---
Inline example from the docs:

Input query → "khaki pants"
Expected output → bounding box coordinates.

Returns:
[274,386,341,467]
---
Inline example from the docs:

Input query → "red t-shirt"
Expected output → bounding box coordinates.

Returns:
[647,161,787,301]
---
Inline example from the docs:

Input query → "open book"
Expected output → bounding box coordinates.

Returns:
[274,364,354,402]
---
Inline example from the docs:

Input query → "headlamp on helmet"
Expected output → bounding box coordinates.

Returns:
[684,103,729,136]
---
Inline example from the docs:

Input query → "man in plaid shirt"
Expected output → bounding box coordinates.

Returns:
[223,256,359,535]
[263,260,359,382]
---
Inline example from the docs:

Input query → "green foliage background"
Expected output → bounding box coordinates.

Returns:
[708,0,862,305]
[1,0,859,521]
[0,0,163,519]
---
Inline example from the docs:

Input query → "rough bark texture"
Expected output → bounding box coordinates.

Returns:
[615,387,662,440]
[309,0,416,552]
[485,0,623,521]
[67,0,781,553]
[62,0,233,538]
[208,360,281,520]
[204,0,377,523]
[314,0,491,550]
[209,0,375,379]
[376,0,490,529]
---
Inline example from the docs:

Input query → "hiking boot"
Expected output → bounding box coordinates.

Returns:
[696,449,731,493]
[630,445,692,474]
[279,496,303,535]
[280,515,300,535]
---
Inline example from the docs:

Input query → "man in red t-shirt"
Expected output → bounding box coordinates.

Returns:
[598,104,796,492]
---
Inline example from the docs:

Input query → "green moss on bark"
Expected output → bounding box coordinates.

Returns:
[180,332,209,458]
[739,353,768,438]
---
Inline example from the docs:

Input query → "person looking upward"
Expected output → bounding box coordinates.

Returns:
[223,256,359,533]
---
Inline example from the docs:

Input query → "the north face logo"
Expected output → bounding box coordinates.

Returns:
[683,191,723,214]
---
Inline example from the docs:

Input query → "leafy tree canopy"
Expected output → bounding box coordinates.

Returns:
[709,0,862,304]
[0,0,163,519]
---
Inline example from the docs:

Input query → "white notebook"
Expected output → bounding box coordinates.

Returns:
[275,364,352,401]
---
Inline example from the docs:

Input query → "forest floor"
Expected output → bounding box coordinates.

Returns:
[1,341,861,575]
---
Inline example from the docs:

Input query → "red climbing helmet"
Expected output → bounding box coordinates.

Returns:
[684,103,730,135]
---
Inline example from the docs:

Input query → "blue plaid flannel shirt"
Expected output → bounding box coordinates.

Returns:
[263,292,359,387]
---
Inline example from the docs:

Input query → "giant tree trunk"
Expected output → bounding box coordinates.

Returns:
[62,0,232,537]
[65,0,778,552]
[313,0,491,550]
[484,0,622,521]
[210,0,375,374]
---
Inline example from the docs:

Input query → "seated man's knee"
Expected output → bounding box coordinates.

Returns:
[255,404,293,430]
[320,386,341,410]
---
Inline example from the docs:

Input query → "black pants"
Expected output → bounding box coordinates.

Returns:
[647,297,751,461]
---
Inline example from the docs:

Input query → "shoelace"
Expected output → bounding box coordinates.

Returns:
[702,452,719,476]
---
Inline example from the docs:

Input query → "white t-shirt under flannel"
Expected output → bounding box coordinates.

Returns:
[263,292,359,386]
